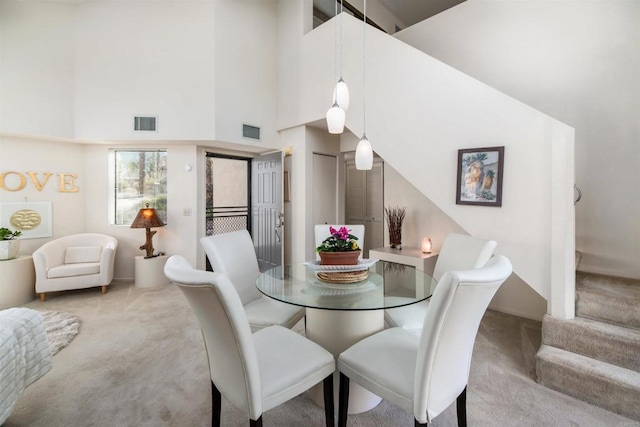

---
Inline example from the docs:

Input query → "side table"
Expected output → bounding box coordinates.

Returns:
[134,255,170,288]
[0,255,36,309]
[369,247,439,297]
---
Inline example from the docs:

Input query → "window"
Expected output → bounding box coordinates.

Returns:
[113,150,167,225]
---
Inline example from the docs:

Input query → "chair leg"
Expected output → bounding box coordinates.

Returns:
[338,373,350,427]
[250,416,262,427]
[323,374,335,427]
[414,419,428,426]
[40,293,46,302]
[456,386,467,427]
[212,381,221,427]
[101,285,107,295]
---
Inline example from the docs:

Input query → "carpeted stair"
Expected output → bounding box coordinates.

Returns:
[536,272,640,421]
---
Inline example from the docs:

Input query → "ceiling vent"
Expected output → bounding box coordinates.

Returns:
[134,116,158,132]
[242,124,260,141]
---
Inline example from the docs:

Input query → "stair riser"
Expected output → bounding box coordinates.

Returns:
[542,317,640,372]
[576,290,640,330]
[536,350,640,421]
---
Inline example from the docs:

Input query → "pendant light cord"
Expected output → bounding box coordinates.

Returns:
[340,0,344,79]
[362,0,367,134]
[334,0,338,90]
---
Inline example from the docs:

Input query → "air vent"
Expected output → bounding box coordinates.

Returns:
[134,116,158,132]
[242,124,260,140]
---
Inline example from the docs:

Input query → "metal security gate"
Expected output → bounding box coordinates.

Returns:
[205,154,250,271]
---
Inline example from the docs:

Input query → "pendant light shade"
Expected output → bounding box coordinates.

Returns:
[326,103,346,134]
[333,78,350,111]
[355,134,373,170]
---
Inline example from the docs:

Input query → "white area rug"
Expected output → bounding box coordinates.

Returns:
[37,310,80,355]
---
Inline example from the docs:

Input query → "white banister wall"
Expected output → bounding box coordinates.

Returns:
[282,13,576,318]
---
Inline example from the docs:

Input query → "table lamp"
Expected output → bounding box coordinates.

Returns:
[130,203,165,258]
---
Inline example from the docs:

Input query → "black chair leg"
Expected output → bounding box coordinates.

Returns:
[250,416,263,427]
[456,386,467,427]
[414,419,428,426]
[338,373,350,427]
[323,374,335,427]
[212,381,221,427]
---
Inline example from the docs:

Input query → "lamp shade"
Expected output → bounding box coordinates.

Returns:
[355,134,373,170]
[326,103,346,134]
[333,78,350,111]
[130,204,165,229]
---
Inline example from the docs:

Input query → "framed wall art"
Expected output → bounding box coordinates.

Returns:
[0,201,53,238]
[456,146,504,207]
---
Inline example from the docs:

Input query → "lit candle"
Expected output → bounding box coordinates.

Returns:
[421,237,432,254]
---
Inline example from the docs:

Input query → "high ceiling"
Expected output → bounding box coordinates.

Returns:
[376,0,464,27]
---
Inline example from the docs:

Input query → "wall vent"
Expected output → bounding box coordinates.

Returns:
[134,116,158,132]
[242,124,260,140]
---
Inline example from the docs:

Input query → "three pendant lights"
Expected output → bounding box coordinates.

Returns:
[325,0,373,170]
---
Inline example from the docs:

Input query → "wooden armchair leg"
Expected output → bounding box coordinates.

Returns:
[101,285,107,295]
[40,293,46,302]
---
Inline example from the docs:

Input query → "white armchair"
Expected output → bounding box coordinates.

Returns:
[33,233,118,301]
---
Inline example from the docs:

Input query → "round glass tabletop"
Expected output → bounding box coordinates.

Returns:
[255,260,436,311]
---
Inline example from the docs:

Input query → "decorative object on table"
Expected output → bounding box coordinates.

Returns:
[0,201,53,239]
[316,269,369,284]
[456,146,504,207]
[130,203,165,258]
[384,206,406,249]
[0,227,22,261]
[316,226,361,265]
[421,236,432,254]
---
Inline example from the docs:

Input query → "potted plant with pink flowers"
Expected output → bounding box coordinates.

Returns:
[316,226,361,265]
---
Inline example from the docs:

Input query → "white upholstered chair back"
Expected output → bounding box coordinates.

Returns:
[413,255,512,423]
[200,230,261,306]
[314,224,365,260]
[164,255,262,418]
[432,233,497,281]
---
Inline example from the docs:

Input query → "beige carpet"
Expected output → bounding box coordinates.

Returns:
[5,281,639,426]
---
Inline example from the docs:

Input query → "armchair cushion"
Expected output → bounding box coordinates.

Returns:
[64,246,102,264]
[48,262,101,279]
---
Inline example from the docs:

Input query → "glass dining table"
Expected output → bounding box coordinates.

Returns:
[256,260,437,414]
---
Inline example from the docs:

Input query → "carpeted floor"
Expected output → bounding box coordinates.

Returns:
[5,281,639,426]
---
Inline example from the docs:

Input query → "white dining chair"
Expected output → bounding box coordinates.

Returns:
[164,255,336,427]
[384,233,497,331]
[337,255,513,426]
[314,225,365,261]
[201,230,305,332]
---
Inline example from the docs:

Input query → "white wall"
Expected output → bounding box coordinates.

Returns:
[0,136,86,253]
[214,0,278,147]
[0,1,74,137]
[397,0,640,280]
[73,1,217,141]
[384,162,547,320]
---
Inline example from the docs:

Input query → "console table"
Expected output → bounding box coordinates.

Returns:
[0,255,36,309]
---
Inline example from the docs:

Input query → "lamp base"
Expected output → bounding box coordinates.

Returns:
[139,228,157,258]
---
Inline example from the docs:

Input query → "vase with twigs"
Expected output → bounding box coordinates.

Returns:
[384,206,406,250]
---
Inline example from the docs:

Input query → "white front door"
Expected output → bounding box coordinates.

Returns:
[251,152,284,271]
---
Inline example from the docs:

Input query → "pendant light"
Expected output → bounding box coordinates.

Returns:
[326,0,345,133]
[355,0,373,170]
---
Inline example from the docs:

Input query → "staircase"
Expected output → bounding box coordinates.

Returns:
[536,272,640,420]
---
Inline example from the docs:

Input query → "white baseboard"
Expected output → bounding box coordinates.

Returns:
[488,304,544,322]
